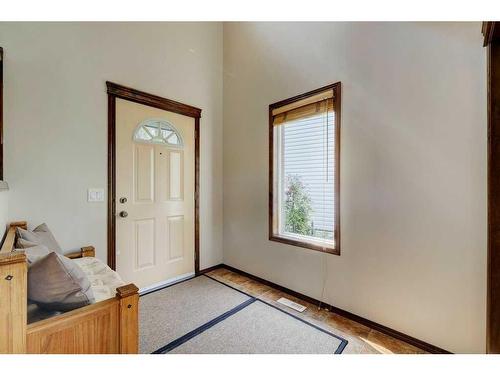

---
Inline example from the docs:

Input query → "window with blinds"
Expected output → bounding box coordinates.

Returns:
[269,83,341,255]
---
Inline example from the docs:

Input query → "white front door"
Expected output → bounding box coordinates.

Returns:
[115,98,195,289]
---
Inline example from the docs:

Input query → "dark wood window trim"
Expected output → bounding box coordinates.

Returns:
[106,81,201,274]
[269,82,341,255]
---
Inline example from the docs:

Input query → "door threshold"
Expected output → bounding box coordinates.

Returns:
[139,272,195,295]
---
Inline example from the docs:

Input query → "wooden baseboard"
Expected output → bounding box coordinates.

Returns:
[205,263,450,354]
[198,263,224,275]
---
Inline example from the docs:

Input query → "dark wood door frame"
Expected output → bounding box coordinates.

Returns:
[484,22,500,353]
[106,81,202,274]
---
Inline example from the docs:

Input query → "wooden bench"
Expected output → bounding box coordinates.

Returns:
[0,221,139,354]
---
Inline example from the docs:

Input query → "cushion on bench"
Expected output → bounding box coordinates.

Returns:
[73,257,126,302]
[16,223,63,253]
[28,252,95,311]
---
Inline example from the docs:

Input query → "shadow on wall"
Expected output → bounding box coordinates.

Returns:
[0,188,8,242]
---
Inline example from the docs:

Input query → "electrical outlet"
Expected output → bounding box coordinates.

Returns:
[88,188,105,202]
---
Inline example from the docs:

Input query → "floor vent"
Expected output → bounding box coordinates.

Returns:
[277,297,307,312]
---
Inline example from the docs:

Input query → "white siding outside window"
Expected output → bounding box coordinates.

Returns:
[277,111,336,246]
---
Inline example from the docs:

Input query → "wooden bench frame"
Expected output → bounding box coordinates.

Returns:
[0,221,139,353]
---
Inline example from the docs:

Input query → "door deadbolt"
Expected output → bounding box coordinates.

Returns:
[119,211,128,218]
[119,197,127,204]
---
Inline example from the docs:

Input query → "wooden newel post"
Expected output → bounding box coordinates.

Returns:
[0,252,27,353]
[116,283,139,354]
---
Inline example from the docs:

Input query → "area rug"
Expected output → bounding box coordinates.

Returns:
[139,275,252,353]
[140,275,347,354]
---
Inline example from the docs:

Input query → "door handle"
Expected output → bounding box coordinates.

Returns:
[119,211,128,218]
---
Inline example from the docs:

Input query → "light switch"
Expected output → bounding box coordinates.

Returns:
[88,188,105,202]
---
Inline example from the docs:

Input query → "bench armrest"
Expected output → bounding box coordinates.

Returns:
[65,246,95,259]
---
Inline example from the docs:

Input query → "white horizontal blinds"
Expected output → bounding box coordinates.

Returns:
[273,95,335,245]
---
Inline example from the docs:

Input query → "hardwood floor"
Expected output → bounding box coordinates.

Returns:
[206,267,427,354]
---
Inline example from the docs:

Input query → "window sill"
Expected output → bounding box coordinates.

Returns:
[269,234,340,255]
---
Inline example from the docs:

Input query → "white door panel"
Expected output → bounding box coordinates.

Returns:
[115,98,195,288]
[134,145,155,203]
[168,151,183,200]
[167,215,184,262]
[134,218,155,270]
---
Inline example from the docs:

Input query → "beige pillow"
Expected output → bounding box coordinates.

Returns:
[28,252,95,311]
[16,223,62,253]
[17,244,50,266]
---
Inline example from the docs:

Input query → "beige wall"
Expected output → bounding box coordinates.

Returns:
[0,22,223,269]
[223,22,487,353]
[0,21,488,353]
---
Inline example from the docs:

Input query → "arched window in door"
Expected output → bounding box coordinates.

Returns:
[133,118,183,147]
